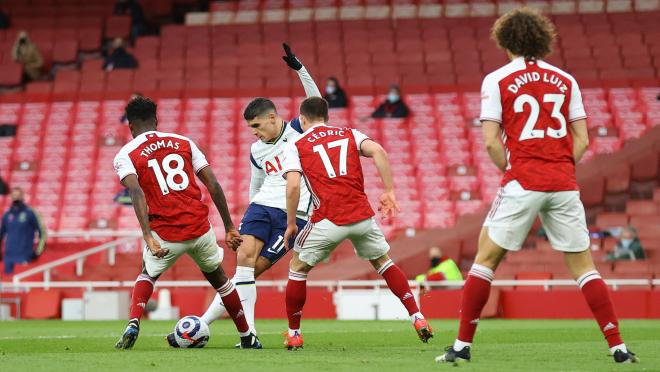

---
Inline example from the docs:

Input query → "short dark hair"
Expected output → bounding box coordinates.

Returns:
[243,98,277,121]
[125,96,157,123]
[300,97,329,122]
[492,7,556,60]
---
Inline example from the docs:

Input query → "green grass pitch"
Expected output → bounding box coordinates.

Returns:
[0,319,658,371]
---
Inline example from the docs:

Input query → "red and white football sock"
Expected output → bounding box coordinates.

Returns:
[577,270,626,353]
[286,270,308,335]
[378,260,422,320]
[128,273,155,325]
[455,263,494,349]
[217,280,250,337]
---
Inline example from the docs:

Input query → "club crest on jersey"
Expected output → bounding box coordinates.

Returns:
[140,139,181,157]
[264,156,283,175]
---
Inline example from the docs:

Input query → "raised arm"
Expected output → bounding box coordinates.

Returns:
[360,139,400,218]
[197,166,242,250]
[570,119,589,164]
[482,121,508,172]
[122,174,168,258]
[282,43,321,98]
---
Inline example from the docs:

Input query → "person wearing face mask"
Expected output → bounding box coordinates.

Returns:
[605,226,645,261]
[11,31,44,81]
[0,187,46,275]
[371,84,410,118]
[324,77,348,108]
[415,246,463,290]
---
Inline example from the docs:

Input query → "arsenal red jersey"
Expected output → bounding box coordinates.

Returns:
[480,57,587,191]
[282,125,375,225]
[113,131,211,241]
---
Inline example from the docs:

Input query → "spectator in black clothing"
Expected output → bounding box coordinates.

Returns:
[113,0,146,38]
[104,38,138,71]
[371,85,409,118]
[0,9,10,29]
[324,77,348,108]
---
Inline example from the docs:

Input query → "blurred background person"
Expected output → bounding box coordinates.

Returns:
[416,246,463,292]
[104,38,138,71]
[0,187,46,274]
[114,0,147,38]
[605,226,645,261]
[371,84,409,118]
[324,77,348,108]
[0,8,9,29]
[12,31,43,82]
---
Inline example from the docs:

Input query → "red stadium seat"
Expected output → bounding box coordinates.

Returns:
[0,62,23,87]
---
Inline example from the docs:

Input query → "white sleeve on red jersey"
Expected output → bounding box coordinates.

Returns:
[281,142,302,175]
[351,129,371,155]
[479,73,502,123]
[113,149,137,182]
[189,140,210,173]
[567,77,587,122]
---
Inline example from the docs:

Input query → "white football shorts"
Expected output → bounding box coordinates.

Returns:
[295,217,390,267]
[142,227,223,278]
[484,180,590,252]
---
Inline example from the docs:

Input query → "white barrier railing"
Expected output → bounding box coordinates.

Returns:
[48,230,141,239]
[12,236,140,287]
[2,279,658,292]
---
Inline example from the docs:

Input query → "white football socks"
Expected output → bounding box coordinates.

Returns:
[234,266,257,334]
[288,328,300,336]
[453,339,472,351]
[201,288,228,325]
[610,343,628,355]
[410,312,424,323]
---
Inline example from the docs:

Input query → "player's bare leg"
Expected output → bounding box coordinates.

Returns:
[284,251,313,350]
[437,227,508,364]
[564,250,637,363]
[200,265,261,349]
[369,254,433,342]
[116,269,157,350]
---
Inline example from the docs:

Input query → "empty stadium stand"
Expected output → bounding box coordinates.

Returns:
[0,2,658,284]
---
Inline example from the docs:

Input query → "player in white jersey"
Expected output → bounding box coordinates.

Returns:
[167,44,320,347]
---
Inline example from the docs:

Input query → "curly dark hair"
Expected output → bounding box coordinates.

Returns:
[491,7,556,60]
[125,96,157,123]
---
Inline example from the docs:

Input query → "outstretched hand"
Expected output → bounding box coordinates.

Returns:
[282,43,303,71]
[283,223,299,250]
[145,235,169,258]
[225,228,243,251]
[378,190,401,219]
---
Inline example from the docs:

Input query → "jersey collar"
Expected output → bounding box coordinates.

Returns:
[266,120,287,145]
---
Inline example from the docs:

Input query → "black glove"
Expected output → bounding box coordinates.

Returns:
[282,43,303,71]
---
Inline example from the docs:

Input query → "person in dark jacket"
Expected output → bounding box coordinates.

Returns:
[114,0,146,38]
[104,38,138,71]
[324,77,348,108]
[371,84,409,118]
[0,187,46,274]
[605,226,645,261]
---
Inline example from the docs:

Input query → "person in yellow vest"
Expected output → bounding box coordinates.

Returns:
[416,247,463,291]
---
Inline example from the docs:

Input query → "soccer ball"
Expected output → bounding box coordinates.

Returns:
[173,316,210,348]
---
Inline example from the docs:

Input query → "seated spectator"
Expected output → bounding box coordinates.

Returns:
[104,38,138,70]
[12,31,43,81]
[371,85,409,118]
[0,173,7,195]
[415,247,463,291]
[0,9,9,29]
[324,77,348,108]
[605,226,645,261]
[114,0,147,38]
